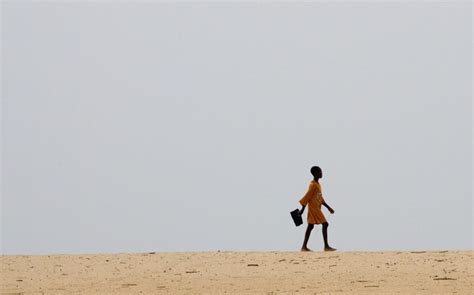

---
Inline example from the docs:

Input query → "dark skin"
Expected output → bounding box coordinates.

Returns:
[299,169,336,252]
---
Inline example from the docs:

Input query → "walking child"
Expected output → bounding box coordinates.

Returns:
[299,166,336,252]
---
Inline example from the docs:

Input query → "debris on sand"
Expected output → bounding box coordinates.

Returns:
[433,277,456,281]
[185,270,199,273]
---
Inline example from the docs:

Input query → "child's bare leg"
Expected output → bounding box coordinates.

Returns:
[322,222,336,251]
[301,224,314,251]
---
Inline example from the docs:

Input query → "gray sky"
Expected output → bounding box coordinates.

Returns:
[1,1,472,255]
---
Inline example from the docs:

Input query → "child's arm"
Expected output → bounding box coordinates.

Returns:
[322,202,335,214]
[299,184,315,214]
[299,205,306,215]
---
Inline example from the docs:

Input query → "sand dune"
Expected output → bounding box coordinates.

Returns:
[1,251,472,294]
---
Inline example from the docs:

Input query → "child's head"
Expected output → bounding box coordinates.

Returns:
[310,166,322,179]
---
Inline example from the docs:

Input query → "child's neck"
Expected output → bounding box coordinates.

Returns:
[313,178,320,183]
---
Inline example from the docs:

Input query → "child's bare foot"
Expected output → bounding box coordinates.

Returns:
[301,247,312,252]
[324,246,336,252]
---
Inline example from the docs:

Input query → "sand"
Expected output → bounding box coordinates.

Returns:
[1,251,472,294]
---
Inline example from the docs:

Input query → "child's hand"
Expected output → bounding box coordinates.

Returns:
[329,208,335,214]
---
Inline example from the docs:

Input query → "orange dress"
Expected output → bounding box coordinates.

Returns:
[299,180,327,225]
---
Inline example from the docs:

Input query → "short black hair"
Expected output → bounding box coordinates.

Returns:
[310,166,322,177]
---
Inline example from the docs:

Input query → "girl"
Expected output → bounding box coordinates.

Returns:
[299,166,336,252]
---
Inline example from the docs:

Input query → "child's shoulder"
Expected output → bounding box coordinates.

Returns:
[310,180,321,189]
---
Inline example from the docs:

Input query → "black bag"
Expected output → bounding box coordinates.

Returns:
[290,209,303,227]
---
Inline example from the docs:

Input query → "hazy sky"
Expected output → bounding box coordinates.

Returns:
[1,1,472,255]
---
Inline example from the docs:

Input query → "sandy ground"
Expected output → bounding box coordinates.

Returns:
[1,251,472,294]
